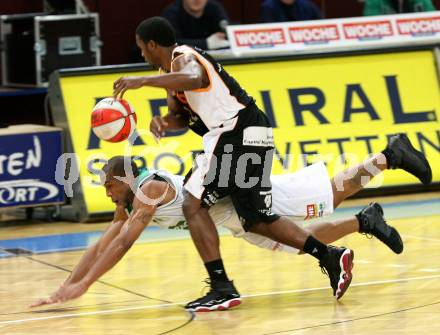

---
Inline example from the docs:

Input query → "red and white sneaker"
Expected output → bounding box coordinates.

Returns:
[320,246,354,300]
[184,280,241,312]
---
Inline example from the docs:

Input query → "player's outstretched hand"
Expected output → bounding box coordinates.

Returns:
[30,296,57,308]
[30,285,63,307]
[30,282,89,307]
[113,76,145,99]
[149,116,169,141]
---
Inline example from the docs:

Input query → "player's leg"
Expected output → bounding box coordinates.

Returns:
[332,134,432,208]
[242,217,357,253]
[242,209,402,255]
[182,153,240,312]
[332,166,404,253]
[183,108,280,311]
[305,217,359,245]
[331,153,387,209]
[236,146,354,300]
[305,206,402,254]
[243,218,357,249]
[182,192,221,262]
[270,161,402,255]
[241,231,300,253]
[215,142,354,299]
[327,134,431,254]
[242,210,402,255]
[330,155,404,253]
[248,216,354,300]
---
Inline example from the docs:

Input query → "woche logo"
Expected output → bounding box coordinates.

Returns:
[397,17,440,36]
[343,20,394,40]
[234,28,286,48]
[289,24,340,44]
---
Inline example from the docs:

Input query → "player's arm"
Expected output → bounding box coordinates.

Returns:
[30,180,169,306]
[164,90,190,129]
[79,206,153,287]
[150,90,190,138]
[62,205,129,285]
[113,53,209,98]
[30,206,129,307]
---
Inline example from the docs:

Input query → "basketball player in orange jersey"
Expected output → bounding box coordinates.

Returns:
[112,17,432,311]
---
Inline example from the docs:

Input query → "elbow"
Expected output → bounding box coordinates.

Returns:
[191,75,204,89]
[183,73,204,90]
[121,238,135,251]
[115,236,134,253]
[93,242,105,259]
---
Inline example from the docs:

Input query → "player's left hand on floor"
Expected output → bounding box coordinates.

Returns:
[30,296,57,308]
[29,282,89,308]
[30,290,61,308]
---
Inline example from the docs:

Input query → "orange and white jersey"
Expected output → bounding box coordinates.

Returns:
[171,45,254,130]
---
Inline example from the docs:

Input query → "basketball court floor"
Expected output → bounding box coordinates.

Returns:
[0,192,439,334]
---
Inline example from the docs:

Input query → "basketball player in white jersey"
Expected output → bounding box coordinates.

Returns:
[112,17,432,311]
[33,145,430,308]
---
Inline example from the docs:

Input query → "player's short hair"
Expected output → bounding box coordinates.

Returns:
[102,156,139,182]
[136,17,176,47]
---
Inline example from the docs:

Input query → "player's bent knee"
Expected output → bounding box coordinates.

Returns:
[248,222,271,236]
[182,193,201,219]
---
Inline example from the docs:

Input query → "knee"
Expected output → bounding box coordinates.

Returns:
[182,200,194,219]
[248,222,270,237]
[182,193,200,220]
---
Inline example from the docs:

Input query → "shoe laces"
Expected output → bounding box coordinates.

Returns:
[361,218,388,240]
[359,214,374,239]
[319,260,329,276]
[200,278,212,297]
[361,232,373,239]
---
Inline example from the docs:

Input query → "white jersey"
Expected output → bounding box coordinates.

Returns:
[171,45,253,130]
[139,162,334,240]
[138,169,238,232]
[135,169,186,229]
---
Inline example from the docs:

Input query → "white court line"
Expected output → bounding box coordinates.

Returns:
[1,274,440,326]
[0,302,177,326]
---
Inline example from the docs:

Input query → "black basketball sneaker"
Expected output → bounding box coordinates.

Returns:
[184,280,241,312]
[356,202,403,254]
[319,246,354,300]
[384,134,432,185]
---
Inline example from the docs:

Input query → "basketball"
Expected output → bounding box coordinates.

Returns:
[91,98,137,142]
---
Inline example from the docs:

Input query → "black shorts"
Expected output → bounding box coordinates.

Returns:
[184,104,280,231]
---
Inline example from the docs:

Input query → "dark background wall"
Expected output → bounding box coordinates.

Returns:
[82,0,366,65]
[0,0,438,65]
[0,0,42,14]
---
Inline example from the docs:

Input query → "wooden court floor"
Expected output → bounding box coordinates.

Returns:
[0,197,440,334]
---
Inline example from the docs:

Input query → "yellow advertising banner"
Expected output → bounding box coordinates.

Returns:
[59,50,440,215]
